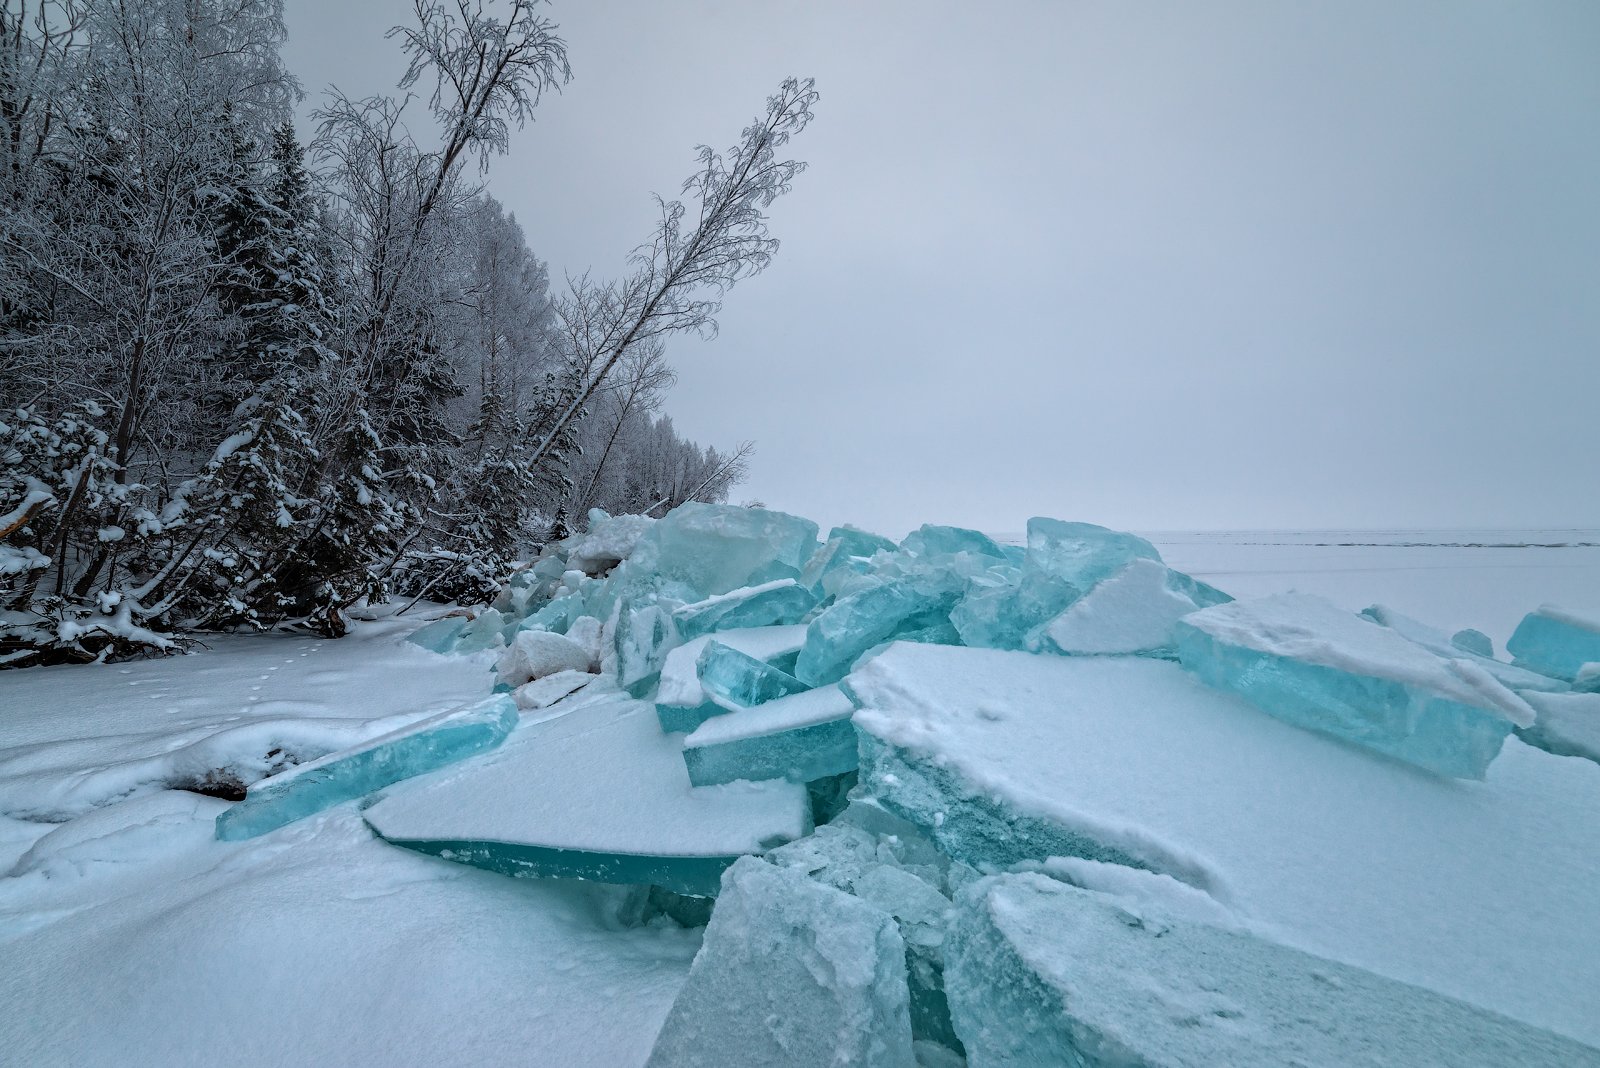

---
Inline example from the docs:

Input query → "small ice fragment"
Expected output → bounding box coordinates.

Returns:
[655,626,809,733]
[644,857,916,1068]
[682,685,856,786]
[1451,628,1495,659]
[1517,692,1600,765]
[214,696,517,841]
[405,615,467,654]
[697,641,811,710]
[1575,663,1600,694]
[614,602,677,698]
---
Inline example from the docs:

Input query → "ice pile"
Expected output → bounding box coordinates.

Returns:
[365,503,1600,1064]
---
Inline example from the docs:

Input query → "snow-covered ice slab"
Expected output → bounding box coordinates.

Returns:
[1034,557,1198,657]
[846,643,1600,1044]
[945,873,1600,1068]
[214,695,518,841]
[671,579,817,640]
[1175,593,1532,778]
[682,685,856,787]
[1507,605,1600,682]
[1517,692,1600,765]
[1359,604,1567,694]
[364,697,809,897]
[655,626,808,734]
[644,856,915,1068]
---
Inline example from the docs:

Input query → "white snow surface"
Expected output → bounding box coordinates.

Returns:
[683,684,854,749]
[566,513,655,574]
[654,624,808,708]
[0,613,699,1066]
[365,694,808,857]
[1361,604,1565,693]
[1183,592,1535,725]
[847,642,1600,1045]
[1039,557,1197,654]
[1534,602,1600,633]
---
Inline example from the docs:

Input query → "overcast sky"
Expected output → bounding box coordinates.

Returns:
[281,1,1600,537]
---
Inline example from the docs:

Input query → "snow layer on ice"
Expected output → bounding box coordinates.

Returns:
[645,856,915,1068]
[685,685,855,749]
[1360,603,1566,693]
[364,695,808,861]
[945,873,1600,1067]
[847,642,1600,1044]
[495,630,592,688]
[1517,692,1600,764]
[681,686,857,788]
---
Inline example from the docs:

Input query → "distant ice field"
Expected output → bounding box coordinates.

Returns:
[989,529,1600,648]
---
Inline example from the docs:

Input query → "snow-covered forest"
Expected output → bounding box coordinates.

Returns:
[0,0,808,665]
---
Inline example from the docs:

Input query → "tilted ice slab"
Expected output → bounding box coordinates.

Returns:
[671,579,817,640]
[655,625,808,733]
[1035,557,1199,657]
[644,856,915,1068]
[1507,604,1600,682]
[1175,593,1533,778]
[682,685,856,787]
[364,696,809,897]
[846,643,1600,1044]
[1517,692,1600,765]
[945,873,1600,1068]
[214,695,518,841]
[697,641,811,711]
[1359,604,1566,694]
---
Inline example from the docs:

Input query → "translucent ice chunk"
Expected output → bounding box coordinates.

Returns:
[405,615,466,654]
[629,503,820,599]
[1576,663,1600,694]
[1034,557,1198,657]
[496,629,592,688]
[899,524,1006,561]
[1452,628,1495,658]
[1175,593,1532,779]
[1359,604,1566,694]
[451,608,509,653]
[1508,605,1600,682]
[364,698,809,897]
[800,526,899,596]
[614,602,677,698]
[697,641,811,710]
[672,579,818,640]
[1025,517,1162,592]
[215,695,518,841]
[644,856,916,1068]
[655,626,809,734]
[795,573,963,686]
[682,685,856,786]
[1517,692,1600,765]
[945,873,1599,1068]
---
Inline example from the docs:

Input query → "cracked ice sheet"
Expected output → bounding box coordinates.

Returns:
[846,642,1600,1046]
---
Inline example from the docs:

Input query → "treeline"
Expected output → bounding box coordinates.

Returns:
[0,0,813,664]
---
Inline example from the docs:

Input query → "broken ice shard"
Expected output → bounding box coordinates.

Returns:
[944,873,1600,1068]
[1452,628,1495,658]
[364,698,808,897]
[1508,605,1600,682]
[682,685,857,786]
[795,573,963,686]
[628,503,820,598]
[899,524,1007,561]
[1025,517,1162,591]
[614,602,677,698]
[672,579,818,640]
[799,526,898,596]
[405,615,467,654]
[1175,593,1532,779]
[1034,557,1198,656]
[654,626,809,734]
[697,640,811,709]
[644,856,916,1068]
[450,608,510,653]
[214,695,518,841]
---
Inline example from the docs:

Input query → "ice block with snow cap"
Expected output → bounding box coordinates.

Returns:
[1507,605,1600,683]
[215,695,518,841]
[682,684,856,786]
[671,579,817,640]
[1175,593,1533,778]
[644,856,916,1068]
[945,873,1600,1068]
